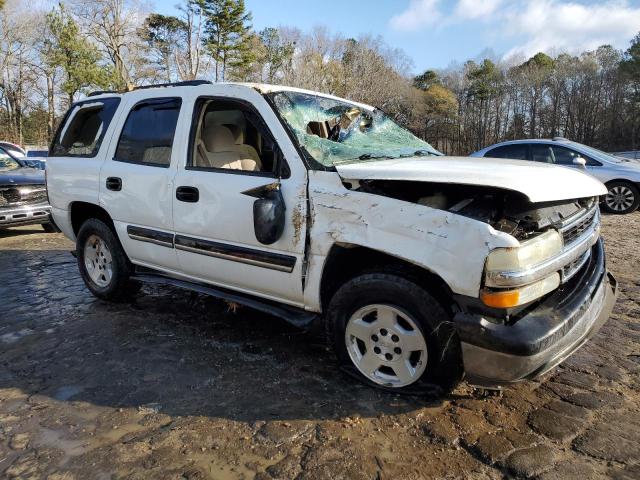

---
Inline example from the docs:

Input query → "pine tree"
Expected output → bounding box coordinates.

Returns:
[140,13,187,82]
[200,0,252,81]
[45,4,110,105]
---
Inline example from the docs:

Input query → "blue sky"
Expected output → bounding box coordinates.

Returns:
[153,0,640,73]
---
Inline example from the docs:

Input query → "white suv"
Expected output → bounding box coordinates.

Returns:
[46,81,617,392]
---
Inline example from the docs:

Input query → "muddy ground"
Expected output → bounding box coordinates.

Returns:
[0,214,639,480]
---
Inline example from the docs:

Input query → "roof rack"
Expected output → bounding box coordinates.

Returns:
[87,90,117,97]
[134,80,213,90]
[87,80,213,97]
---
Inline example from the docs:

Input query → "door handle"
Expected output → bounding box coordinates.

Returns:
[106,177,122,191]
[176,186,199,203]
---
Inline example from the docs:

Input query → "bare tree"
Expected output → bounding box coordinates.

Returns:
[70,0,149,89]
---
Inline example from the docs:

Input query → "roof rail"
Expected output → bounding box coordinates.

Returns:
[133,80,213,90]
[87,80,213,97]
[552,136,569,141]
[87,90,117,97]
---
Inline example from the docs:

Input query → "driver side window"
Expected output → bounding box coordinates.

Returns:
[188,98,285,176]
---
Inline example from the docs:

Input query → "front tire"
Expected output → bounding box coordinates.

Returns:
[76,218,133,300]
[602,181,640,214]
[326,273,462,394]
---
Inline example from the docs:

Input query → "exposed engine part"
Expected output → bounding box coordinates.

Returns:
[353,179,593,241]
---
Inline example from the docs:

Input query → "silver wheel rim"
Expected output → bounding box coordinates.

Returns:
[84,234,113,288]
[345,304,428,388]
[605,186,635,212]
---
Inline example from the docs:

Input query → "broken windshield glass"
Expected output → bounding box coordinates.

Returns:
[269,91,441,167]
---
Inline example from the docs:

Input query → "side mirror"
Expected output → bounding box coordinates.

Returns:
[244,182,286,245]
[573,157,587,169]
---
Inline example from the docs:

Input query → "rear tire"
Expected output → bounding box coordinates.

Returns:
[76,218,134,301]
[326,273,463,395]
[602,181,640,214]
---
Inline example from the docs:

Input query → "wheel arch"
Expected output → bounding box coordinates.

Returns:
[319,243,456,314]
[70,201,115,236]
[604,178,640,188]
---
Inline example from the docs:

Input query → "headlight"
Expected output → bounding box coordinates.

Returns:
[486,230,563,273]
[481,273,560,308]
[482,230,564,308]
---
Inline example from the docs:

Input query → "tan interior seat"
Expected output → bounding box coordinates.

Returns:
[199,124,262,171]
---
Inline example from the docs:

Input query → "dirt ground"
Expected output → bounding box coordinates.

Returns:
[0,214,639,480]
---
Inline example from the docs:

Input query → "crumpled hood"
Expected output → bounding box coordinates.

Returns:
[335,156,607,203]
[0,167,45,186]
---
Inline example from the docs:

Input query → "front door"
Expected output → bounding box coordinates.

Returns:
[172,94,308,306]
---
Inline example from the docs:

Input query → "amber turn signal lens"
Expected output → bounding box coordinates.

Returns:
[480,289,520,308]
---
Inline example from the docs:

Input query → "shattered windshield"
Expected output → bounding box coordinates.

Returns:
[269,91,441,167]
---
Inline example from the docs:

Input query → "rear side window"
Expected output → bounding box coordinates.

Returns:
[114,98,182,167]
[486,144,528,160]
[50,97,121,157]
[530,144,554,163]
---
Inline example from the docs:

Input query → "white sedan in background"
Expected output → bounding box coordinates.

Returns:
[471,138,640,214]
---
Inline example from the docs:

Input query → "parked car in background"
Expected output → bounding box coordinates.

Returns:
[0,142,47,169]
[46,81,616,392]
[0,141,26,157]
[0,146,55,231]
[471,138,640,214]
[613,151,640,161]
[26,148,49,158]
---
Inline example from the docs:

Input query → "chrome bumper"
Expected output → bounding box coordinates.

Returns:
[0,204,51,228]
[455,239,617,387]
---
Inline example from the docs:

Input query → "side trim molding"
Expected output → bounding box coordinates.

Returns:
[174,234,296,273]
[127,225,174,248]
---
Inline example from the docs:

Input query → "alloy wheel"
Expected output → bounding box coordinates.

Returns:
[605,185,635,213]
[344,304,428,387]
[84,234,113,287]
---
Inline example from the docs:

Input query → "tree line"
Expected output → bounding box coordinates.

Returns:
[1,0,639,154]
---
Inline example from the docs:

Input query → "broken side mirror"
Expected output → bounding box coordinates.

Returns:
[243,182,286,245]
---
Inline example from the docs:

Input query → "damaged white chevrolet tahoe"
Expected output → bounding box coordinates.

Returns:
[46,81,617,392]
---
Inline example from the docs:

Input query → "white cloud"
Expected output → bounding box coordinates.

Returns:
[390,0,640,59]
[503,0,640,59]
[454,0,503,19]
[389,0,442,31]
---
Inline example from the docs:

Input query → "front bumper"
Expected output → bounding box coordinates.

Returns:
[0,204,52,228]
[455,239,617,387]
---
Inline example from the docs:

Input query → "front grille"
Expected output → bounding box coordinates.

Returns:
[561,249,591,283]
[0,185,47,208]
[560,208,598,246]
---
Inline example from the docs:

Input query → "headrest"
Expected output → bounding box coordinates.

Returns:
[224,124,243,144]
[202,124,235,152]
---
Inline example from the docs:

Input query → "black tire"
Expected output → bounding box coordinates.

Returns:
[326,273,463,395]
[42,221,60,233]
[602,181,640,214]
[76,218,134,301]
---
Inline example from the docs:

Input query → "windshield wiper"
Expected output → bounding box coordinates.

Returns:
[414,150,436,157]
[358,153,393,160]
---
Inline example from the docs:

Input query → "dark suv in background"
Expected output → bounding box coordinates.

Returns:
[0,146,55,231]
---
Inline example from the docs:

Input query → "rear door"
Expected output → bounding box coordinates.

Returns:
[46,97,121,239]
[171,91,308,306]
[99,94,186,272]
